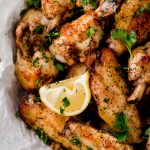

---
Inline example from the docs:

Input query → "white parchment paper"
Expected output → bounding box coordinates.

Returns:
[0,0,50,149]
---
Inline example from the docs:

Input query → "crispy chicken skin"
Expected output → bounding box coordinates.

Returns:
[49,0,121,65]
[107,0,150,55]
[41,0,75,23]
[90,48,141,144]
[19,94,133,150]
[128,42,150,103]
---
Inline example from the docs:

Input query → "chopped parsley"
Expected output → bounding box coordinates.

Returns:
[80,0,97,8]
[62,97,70,108]
[35,128,49,144]
[86,146,93,150]
[35,78,40,88]
[71,136,81,144]
[38,45,42,51]
[111,29,136,59]
[42,53,49,62]
[53,58,65,71]
[60,106,65,114]
[27,0,41,9]
[33,25,44,34]
[147,2,150,13]
[45,29,60,48]
[15,111,20,118]
[103,98,109,103]
[86,27,96,37]
[32,57,39,66]
[112,112,128,142]
[101,107,107,114]
[34,95,41,102]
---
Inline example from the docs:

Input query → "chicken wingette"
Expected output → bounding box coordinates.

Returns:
[15,9,59,91]
[107,0,150,55]
[90,48,141,144]
[49,0,121,65]
[128,42,150,103]
[19,94,133,150]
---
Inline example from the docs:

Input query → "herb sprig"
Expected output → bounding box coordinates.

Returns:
[111,29,136,59]
[27,0,41,9]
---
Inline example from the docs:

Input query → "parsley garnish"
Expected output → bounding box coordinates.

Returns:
[60,106,65,114]
[35,78,40,88]
[103,98,109,103]
[86,146,93,150]
[80,0,97,8]
[45,29,60,48]
[35,128,49,144]
[111,29,136,59]
[15,111,20,118]
[53,58,65,71]
[33,25,44,34]
[32,57,39,66]
[38,45,42,51]
[112,112,128,142]
[42,53,49,62]
[86,27,96,37]
[144,127,150,137]
[71,136,81,144]
[62,97,70,108]
[34,95,41,102]
[27,0,41,9]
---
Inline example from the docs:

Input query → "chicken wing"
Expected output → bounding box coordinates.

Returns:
[19,94,133,150]
[49,0,121,65]
[90,48,141,144]
[107,0,150,55]
[128,42,150,103]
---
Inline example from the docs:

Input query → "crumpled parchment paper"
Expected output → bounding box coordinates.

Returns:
[0,0,50,149]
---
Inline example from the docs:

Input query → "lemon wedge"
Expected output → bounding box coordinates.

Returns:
[39,72,91,116]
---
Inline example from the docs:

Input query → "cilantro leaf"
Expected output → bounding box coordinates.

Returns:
[86,27,96,37]
[111,29,137,59]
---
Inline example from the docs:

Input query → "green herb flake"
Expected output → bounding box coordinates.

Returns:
[33,25,44,34]
[80,0,97,7]
[145,127,150,136]
[34,95,41,102]
[86,27,96,37]
[147,2,150,13]
[71,136,81,145]
[27,0,41,9]
[53,58,65,71]
[32,57,39,66]
[111,29,137,59]
[42,53,49,62]
[103,98,109,103]
[38,45,42,51]
[60,106,65,114]
[101,107,107,114]
[112,112,128,142]
[62,97,70,108]
[35,78,40,88]
[45,29,60,48]
[15,111,20,118]
[86,146,93,150]
[35,128,49,144]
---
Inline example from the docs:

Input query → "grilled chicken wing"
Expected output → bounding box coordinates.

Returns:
[90,48,141,144]
[19,94,133,150]
[49,0,121,65]
[15,9,58,91]
[128,42,150,103]
[107,0,150,55]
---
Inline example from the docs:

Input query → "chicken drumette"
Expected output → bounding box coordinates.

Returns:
[128,42,150,103]
[49,0,121,65]
[19,94,133,150]
[107,0,150,55]
[90,48,141,144]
